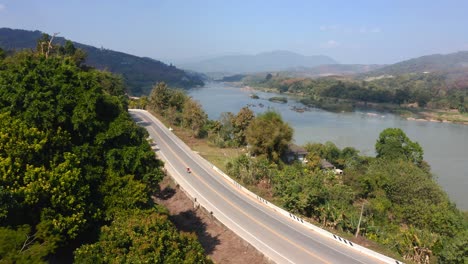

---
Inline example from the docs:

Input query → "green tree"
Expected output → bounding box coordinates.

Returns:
[375,128,424,166]
[0,225,51,264]
[181,99,207,138]
[394,88,410,105]
[149,82,171,113]
[74,209,212,264]
[0,113,89,247]
[212,112,235,147]
[245,111,293,162]
[232,107,255,146]
[168,89,188,112]
[226,155,271,185]
[435,229,468,264]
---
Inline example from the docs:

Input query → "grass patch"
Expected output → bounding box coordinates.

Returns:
[268,96,288,103]
[149,110,245,171]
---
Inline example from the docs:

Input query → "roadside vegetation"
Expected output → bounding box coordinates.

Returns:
[143,85,468,263]
[0,35,211,263]
[242,73,468,123]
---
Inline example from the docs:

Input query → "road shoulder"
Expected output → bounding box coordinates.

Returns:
[154,175,270,264]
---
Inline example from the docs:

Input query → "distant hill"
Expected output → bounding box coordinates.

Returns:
[282,64,385,78]
[364,51,468,77]
[0,28,204,96]
[179,50,337,74]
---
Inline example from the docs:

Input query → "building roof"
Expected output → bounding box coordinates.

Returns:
[286,144,308,155]
[320,159,335,169]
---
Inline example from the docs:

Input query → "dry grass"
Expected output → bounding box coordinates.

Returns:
[148,110,245,171]
[418,109,468,124]
[171,128,245,171]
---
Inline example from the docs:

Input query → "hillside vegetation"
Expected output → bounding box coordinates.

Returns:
[243,71,468,115]
[364,51,468,77]
[0,28,204,96]
[0,41,211,263]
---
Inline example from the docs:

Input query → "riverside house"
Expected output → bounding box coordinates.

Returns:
[284,144,308,163]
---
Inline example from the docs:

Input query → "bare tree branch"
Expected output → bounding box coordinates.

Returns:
[45,32,60,59]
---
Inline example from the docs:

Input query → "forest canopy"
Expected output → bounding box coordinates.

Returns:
[0,37,210,263]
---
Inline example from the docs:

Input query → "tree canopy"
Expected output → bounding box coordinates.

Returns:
[375,128,424,166]
[246,111,293,162]
[0,38,209,262]
[74,209,212,264]
[147,82,208,138]
[242,72,468,112]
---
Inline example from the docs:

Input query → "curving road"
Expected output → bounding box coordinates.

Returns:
[130,109,390,264]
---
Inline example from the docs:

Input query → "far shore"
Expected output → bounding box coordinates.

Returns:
[406,116,468,125]
[242,84,468,126]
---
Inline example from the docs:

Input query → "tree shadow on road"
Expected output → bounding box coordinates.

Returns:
[169,210,221,255]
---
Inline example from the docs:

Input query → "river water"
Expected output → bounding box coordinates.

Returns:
[188,82,468,210]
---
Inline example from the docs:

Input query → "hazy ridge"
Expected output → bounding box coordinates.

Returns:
[179,50,337,73]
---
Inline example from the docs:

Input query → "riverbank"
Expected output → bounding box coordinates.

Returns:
[245,84,468,125]
[403,109,468,125]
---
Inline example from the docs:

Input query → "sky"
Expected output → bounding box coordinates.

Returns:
[1,0,468,64]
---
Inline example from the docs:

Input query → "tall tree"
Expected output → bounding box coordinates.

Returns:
[375,128,423,166]
[181,99,207,138]
[149,82,171,113]
[245,111,293,162]
[232,107,255,146]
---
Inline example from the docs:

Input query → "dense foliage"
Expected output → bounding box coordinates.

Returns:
[245,111,293,162]
[147,82,208,138]
[375,128,424,166]
[207,107,255,148]
[243,72,468,112]
[0,28,204,96]
[0,41,210,262]
[74,209,209,264]
[226,131,468,263]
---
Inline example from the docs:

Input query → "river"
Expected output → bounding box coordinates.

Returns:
[188,82,468,210]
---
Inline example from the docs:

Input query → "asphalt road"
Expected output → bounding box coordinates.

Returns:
[130,109,387,264]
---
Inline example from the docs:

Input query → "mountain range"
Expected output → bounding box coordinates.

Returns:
[275,52,468,81]
[2,28,467,93]
[179,50,337,74]
[0,28,204,96]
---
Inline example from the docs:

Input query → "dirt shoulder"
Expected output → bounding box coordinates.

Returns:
[154,175,270,264]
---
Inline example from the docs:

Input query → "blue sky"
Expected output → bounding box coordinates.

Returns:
[1,0,468,64]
